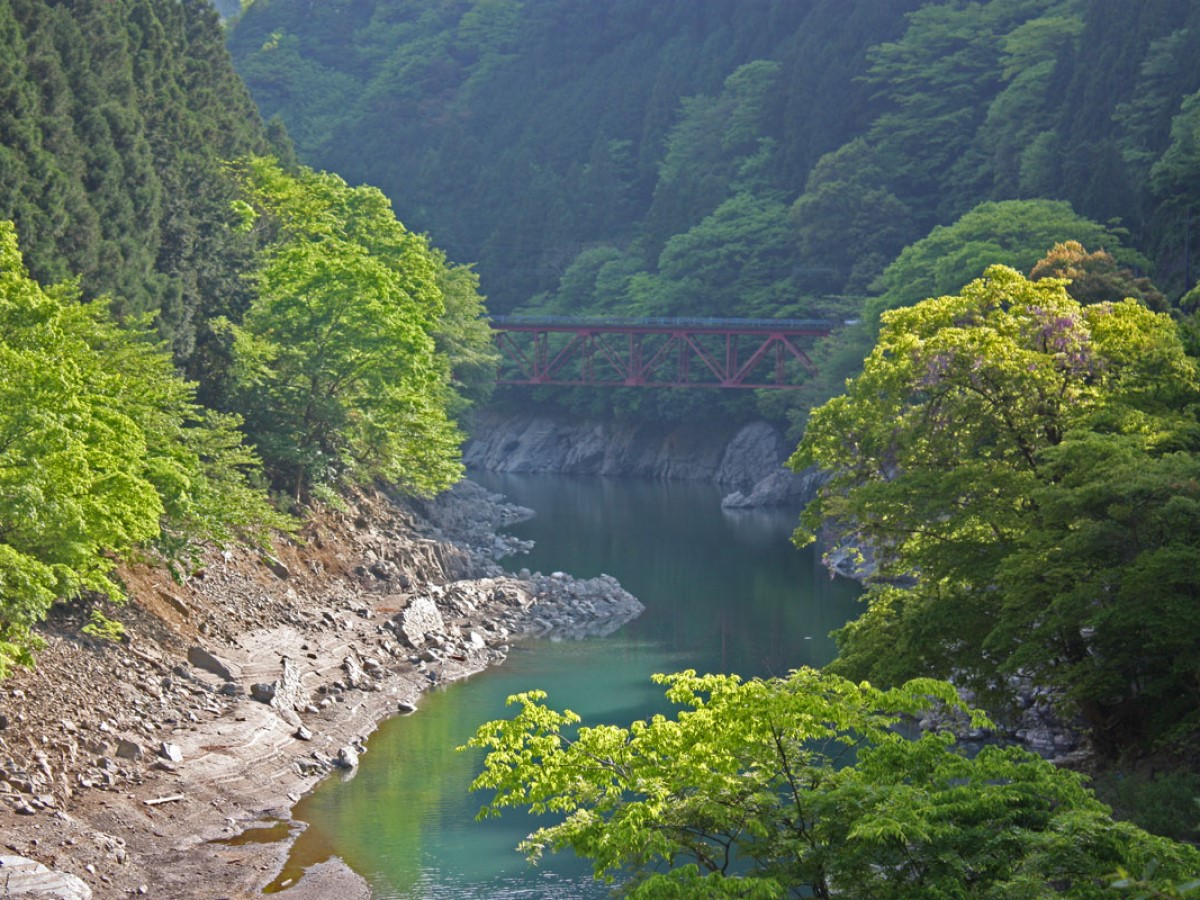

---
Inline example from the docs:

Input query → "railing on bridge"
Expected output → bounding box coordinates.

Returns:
[488,315,842,389]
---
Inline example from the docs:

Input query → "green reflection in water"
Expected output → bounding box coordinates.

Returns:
[273,474,861,898]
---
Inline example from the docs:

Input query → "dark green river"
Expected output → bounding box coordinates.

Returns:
[271,473,861,898]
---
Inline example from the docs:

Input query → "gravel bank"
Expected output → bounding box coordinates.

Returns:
[0,480,642,898]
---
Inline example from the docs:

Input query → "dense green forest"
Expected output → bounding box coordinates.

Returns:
[1,0,271,367]
[228,0,1200,425]
[1,0,1199,892]
[226,0,1200,872]
[0,0,491,671]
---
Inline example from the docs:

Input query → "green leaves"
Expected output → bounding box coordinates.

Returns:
[466,669,1200,897]
[226,157,482,499]
[865,200,1145,324]
[795,265,1200,754]
[0,226,160,671]
[0,218,280,672]
[0,218,283,675]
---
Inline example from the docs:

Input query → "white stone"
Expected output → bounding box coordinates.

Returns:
[398,596,444,647]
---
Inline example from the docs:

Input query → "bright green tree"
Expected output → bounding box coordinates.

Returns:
[0,219,280,675]
[793,265,1200,753]
[429,246,498,414]
[466,668,1200,898]
[226,157,472,499]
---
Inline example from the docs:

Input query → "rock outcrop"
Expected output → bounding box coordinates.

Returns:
[464,411,817,507]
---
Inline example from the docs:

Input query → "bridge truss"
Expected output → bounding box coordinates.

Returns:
[489,316,837,389]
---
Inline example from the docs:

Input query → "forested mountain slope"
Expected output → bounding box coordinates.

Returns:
[0,0,280,373]
[228,0,916,315]
[228,0,1200,322]
[0,0,493,672]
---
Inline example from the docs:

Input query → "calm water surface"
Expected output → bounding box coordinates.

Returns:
[272,473,861,898]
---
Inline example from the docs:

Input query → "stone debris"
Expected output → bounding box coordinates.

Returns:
[334,746,359,769]
[115,740,143,762]
[914,677,1085,760]
[397,596,444,647]
[0,479,646,898]
[0,855,91,899]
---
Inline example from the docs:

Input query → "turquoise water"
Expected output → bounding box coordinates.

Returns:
[273,474,861,898]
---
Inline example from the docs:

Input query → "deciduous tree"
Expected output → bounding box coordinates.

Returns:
[794,265,1200,754]
[225,157,470,499]
[0,220,280,675]
[466,668,1200,898]
[865,200,1144,324]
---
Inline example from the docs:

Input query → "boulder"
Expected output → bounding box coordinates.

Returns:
[273,657,306,711]
[115,739,143,762]
[250,683,276,703]
[715,421,789,487]
[0,856,92,899]
[397,596,445,647]
[262,555,290,579]
[186,646,234,681]
[342,655,366,689]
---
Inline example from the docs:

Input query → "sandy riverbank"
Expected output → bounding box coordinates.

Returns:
[0,480,641,899]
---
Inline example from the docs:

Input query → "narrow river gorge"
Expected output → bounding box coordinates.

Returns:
[270,472,862,898]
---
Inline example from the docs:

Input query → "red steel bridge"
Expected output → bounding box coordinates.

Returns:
[489,315,841,390]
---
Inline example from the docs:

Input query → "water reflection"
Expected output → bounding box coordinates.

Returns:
[274,473,861,898]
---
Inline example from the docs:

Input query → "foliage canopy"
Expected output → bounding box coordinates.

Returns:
[0,219,282,676]
[224,157,490,499]
[466,668,1200,898]
[793,266,1200,754]
[228,0,1200,425]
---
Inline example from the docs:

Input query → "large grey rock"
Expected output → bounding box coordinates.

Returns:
[715,421,789,487]
[115,739,143,762]
[342,655,366,689]
[721,465,827,509]
[0,856,92,899]
[186,645,234,681]
[273,657,306,711]
[463,412,739,479]
[464,413,818,508]
[250,683,276,703]
[397,596,445,647]
[262,555,291,579]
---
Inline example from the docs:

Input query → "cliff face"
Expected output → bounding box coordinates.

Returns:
[463,411,823,507]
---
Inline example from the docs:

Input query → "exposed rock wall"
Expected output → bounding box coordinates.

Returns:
[463,411,821,507]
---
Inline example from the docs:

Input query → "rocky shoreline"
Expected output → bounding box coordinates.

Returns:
[0,480,642,899]
[463,411,825,508]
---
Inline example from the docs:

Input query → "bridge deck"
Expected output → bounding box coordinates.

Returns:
[488,316,841,389]
[489,314,841,333]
